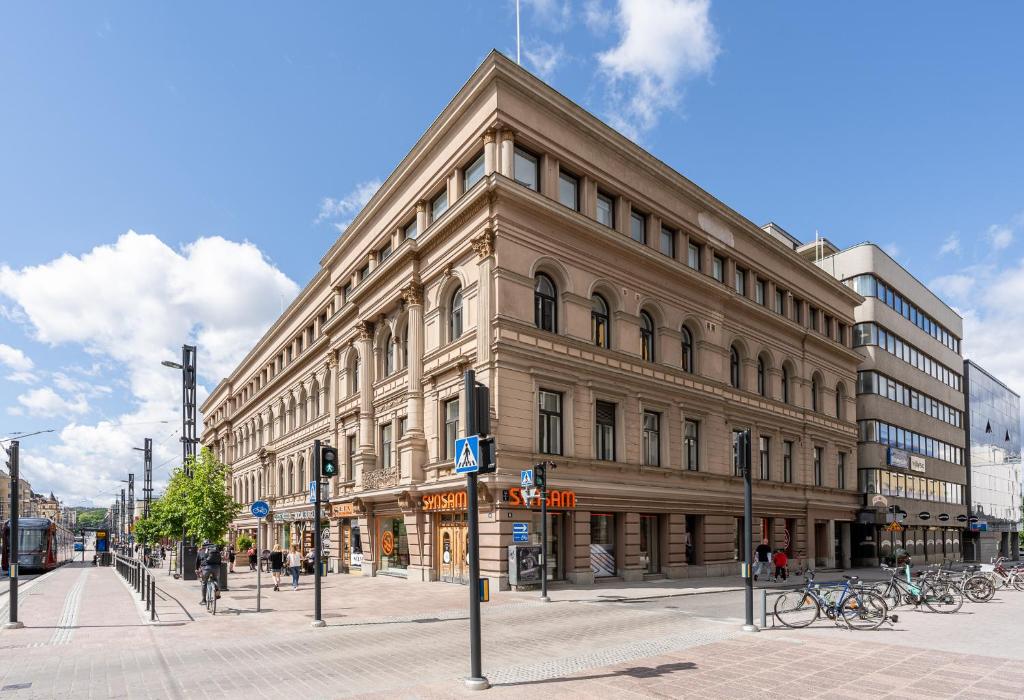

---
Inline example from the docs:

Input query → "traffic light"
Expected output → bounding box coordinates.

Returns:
[320,444,339,478]
[534,462,546,490]
[478,437,496,474]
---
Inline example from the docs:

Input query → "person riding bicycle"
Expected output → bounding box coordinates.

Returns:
[196,540,222,605]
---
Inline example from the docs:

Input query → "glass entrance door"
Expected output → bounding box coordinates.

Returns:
[438,513,468,584]
[639,515,659,574]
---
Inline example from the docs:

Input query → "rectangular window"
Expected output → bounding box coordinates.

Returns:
[630,210,646,243]
[513,147,539,191]
[347,434,356,480]
[404,219,418,241]
[759,436,770,480]
[380,423,393,469]
[398,416,408,439]
[712,255,725,282]
[687,242,702,270]
[444,398,459,460]
[684,419,699,471]
[809,306,819,331]
[793,299,803,324]
[755,279,766,305]
[342,282,353,301]
[378,242,392,263]
[538,390,563,455]
[660,226,676,257]
[431,190,448,221]
[558,170,579,211]
[642,411,660,466]
[734,267,746,296]
[595,400,616,461]
[813,447,823,486]
[838,452,846,489]
[463,152,485,191]
[783,441,793,483]
[774,289,785,314]
[358,264,370,282]
[596,192,614,228]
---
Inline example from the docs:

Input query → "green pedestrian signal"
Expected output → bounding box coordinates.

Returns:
[321,445,339,478]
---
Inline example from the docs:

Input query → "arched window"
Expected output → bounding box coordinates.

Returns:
[298,387,307,426]
[401,329,408,368]
[835,383,846,420]
[278,465,285,496]
[730,345,741,389]
[781,365,791,404]
[640,311,655,361]
[681,325,694,373]
[591,294,610,348]
[757,357,767,397]
[811,374,821,412]
[298,456,305,492]
[311,378,321,418]
[384,331,395,376]
[287,462,294,494]
[449,288,464,340]
[287,396,296,431]
[351,357,360,395]
[534,273,557,332]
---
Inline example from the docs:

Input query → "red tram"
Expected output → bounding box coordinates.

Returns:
[1,517,74,572]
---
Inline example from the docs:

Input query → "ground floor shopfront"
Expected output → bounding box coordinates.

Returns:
[322,483,859,589]
[852,523,965,565]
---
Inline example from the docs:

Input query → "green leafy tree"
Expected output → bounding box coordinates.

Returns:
[132,515,160,547]
[236,534,254,552]
[151,469,189,541]
[184,447,241,545]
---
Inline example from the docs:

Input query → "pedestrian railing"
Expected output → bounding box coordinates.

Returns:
[112,553,158,622]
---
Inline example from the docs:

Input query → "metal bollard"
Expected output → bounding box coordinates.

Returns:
[140,569,146,601]
[150,578,156,622]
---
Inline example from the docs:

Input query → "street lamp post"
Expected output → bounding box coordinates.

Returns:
[163,344,197,575]
[740,428,758,633]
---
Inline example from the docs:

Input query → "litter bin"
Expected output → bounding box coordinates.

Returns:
[507,545,542,588]
[218,561,229,591]
[182,545,198,580]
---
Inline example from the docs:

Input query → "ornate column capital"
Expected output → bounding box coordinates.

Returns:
[355,320,374,341]
[483,130,497,145]
[401,282,424,306]
[415,200,427,214]
[471,228,495,259]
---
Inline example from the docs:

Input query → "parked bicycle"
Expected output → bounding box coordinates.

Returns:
[872,564,964,613]
[979,557,1024,592]
[774,572,891,630]
[919,562,996,603]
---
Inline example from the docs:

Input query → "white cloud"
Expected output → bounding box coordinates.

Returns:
[524,40,565,80]
[315,179,382,231]
[583,0,613,33]
[928,273,975,302]
[989,224,1013,251]
[596,0,719,139]
[0,230,299,504]
[522,0,572,31]
[0,343,34,372]
[939,234,960,256]
[16,386,89,418]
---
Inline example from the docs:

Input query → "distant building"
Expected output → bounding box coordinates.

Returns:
[963,361,1022,561]
[813,242,968,564]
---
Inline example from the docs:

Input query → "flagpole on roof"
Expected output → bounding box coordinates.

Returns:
[516,0,521,65]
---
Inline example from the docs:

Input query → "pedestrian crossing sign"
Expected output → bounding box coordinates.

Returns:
[455,435,481,474]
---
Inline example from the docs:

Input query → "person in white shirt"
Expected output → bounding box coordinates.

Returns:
[287,545,302,590]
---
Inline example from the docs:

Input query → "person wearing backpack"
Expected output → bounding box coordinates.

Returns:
[197,541,222,605]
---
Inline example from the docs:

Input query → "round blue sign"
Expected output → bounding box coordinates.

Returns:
[250,500,270,518]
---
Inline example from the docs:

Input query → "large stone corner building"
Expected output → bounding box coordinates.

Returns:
[202,51,863,590]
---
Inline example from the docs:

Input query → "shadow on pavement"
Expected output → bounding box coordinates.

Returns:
[494,661,697,687]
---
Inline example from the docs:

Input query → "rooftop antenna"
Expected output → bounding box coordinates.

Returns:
[516,0,521,65]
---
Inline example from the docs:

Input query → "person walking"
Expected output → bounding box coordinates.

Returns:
[753,538,773,583]
[228,545,236,573]
[772,548,789,582]
[269,544,285,591]
[287,545,302,590]
[248,545,257,572]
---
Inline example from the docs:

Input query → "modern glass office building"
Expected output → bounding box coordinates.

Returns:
[963,361,1021,561]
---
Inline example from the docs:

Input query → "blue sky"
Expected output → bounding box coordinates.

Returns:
[2,1,1023,506]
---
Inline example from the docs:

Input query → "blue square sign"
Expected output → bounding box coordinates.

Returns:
[512,522,528,534]
[455,435,481,474]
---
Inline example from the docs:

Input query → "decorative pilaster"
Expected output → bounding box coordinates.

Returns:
[483,130,497,176]
[499,129,515,178]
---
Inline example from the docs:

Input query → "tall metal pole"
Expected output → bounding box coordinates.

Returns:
[312,439,324,628]
[120,488,126,550]
[540,463,549,602]
[143,438,153,518]
[4,441,24,629]
[742,428,758,632]
[127,473,135,541]
[256,516,263,613]
[464,369,489,690]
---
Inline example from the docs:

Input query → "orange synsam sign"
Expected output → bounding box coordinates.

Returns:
[422,491,467,512]
[509,487,577,509]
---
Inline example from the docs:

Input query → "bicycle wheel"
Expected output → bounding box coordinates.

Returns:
[774,591,819,628]
[206,581,215,614]
[1013,575,1024,593]
[922,582,963,613]
[872,582,903,609]
[839,590,888,630]
[963,575,995,602]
